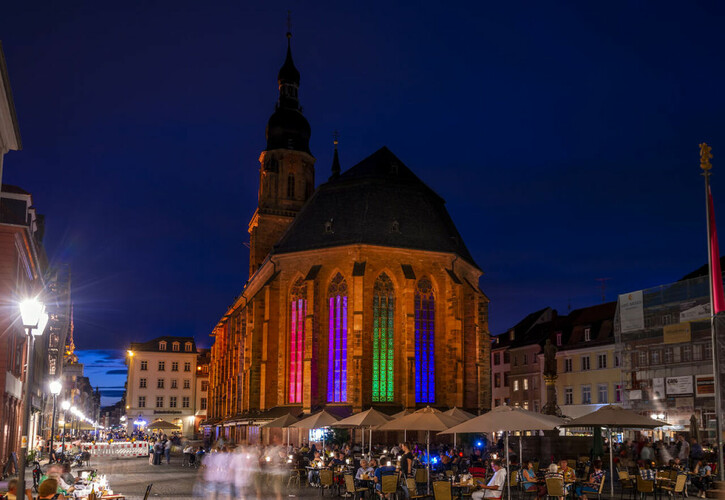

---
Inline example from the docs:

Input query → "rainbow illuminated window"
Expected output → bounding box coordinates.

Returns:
[373,273,395,402]
[327,273,348,402]
[415,278,435,403]
[289,278,307,404]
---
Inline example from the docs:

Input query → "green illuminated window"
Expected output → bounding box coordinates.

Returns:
[373,273,395,402]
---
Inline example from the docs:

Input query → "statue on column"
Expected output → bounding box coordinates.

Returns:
[542,338,562,416]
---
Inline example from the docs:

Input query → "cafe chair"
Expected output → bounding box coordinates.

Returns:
[381,474,399,500]
[546,476,567,500]
[636,476,655,500]
[510,470,519,499]
[343,474,367,499]
[660,473,687,500]
[433,480,453,500]
[406,477,427,500]
[594,474,607,500]
[618,469,636,500]
[288,467,303,489]
[319,469,334,497]
[416,468,430,488]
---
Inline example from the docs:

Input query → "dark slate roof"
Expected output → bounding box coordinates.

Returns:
[273,147,479,268]
[129,336,197,353]
[679,256,725,281]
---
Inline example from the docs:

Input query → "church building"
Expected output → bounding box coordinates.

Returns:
[204,31,491,442]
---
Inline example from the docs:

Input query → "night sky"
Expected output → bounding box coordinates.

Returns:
[2,1,725,405]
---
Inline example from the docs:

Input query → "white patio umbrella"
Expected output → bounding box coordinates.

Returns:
[443,407,476,447]
[560,405,668,498]
[290,410,339,456]
[441,405,566,500]
[378,406,461,495]
[261,413,299,450]
[331,408,392,457]
[390,409,411,441]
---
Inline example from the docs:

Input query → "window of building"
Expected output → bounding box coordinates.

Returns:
[556,332,562,346]
[172,361,179,372]
[638,351,647,366]
[582,385,592,404]
[172,342,179,352]
[289,278,306,404]
[615,354,620,367]
[533,401,539,412]
[598,383,608,403]
[564,387,573,405]
[140,361,148,371]
[201,381,208,392]
[287,174,295,198]
[373,273,395,402]
[156,396,163,408]
[503,372,510,387]
[564,358,572,372]
[170,396,177,408]
[513,380,519,392]
[159,341,167,351]
[584,328,591,342]
[415,277,435,404]
[509,330,515,341]
[704,343,713,360]
[139,396,146,408]
[693,344,703,361]
[503,351,510,364]
[327,272,349,403]
[581,356,590,371]
[615,384,622,403]
[523,354,528,365]
[664,348,673,364]
[184,362,191,372]
[532,376,538,390]
[523,402,529,410]
[493,352,501,365]
[494,399,501,407]
[158,361,165,371]
[171,379,177,389]
[494,373,501,388]
[598,353,607,369]
[662,314,671,325]
[512,355,518,367]
[185,342,192,352]
[157,379,164,389]
[682,345,692,362]
[201,398,207,410]
[651,350,661,365]
[523,378,529,391]
[184,379,190,389]
[182,396,190,408]
[139,378,147,388]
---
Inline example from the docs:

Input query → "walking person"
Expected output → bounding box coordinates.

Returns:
[164,438,172,464]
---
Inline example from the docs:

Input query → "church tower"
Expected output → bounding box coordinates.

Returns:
[248,31,315,276]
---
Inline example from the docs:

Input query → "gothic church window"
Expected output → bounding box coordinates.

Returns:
[415,277,435,403]
[373,273,394,402]
[327,272,348,402]
[289,278,307,404]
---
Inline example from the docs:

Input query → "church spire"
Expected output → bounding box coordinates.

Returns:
[330,131,341,179]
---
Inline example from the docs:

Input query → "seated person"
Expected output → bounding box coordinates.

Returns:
[329,452,345,467]
[37,479,65,500]
[542,463,564,500]
[575,460,604,500]
[3,478,33,500]
[691,460,712,499]
[308,451,324,486]
[356,459,374,480]
[521,460,538,492]
[472,459,507,500]
[558,460,576,483]
[639,462,656,481]
[373,456,398,499]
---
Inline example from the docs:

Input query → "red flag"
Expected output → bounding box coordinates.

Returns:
[707,185,725,314]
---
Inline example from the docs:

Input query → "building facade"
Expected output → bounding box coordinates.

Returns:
[193,349,210,437]
[205,33,491,442]
[125,336,199,436]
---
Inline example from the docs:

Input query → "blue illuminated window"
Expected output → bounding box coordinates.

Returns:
[415,278,435,403]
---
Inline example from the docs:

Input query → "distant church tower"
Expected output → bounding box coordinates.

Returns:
[248,31,315,276]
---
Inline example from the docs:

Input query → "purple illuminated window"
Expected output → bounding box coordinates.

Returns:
[289,279,307,403]
[327,273,348,402]
[415,278,435,403]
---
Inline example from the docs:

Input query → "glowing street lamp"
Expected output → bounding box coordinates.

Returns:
[48,380,62,462]
[17,297,49,497]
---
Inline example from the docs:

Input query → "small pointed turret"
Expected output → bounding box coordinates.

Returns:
[330,132,341,179]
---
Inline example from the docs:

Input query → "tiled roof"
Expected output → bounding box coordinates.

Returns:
[129,336,197,353]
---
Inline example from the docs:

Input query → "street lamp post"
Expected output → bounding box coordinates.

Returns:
[61,400,70,456]
[18,298,49,498]
[48,381,62,462]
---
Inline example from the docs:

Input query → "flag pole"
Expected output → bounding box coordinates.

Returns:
[700,142,725,481]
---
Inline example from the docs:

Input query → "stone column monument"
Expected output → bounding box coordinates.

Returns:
[542,339,563,417]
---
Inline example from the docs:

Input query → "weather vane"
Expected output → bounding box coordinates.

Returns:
[287,10,292,37]
[700,142,713,172]
[333,130,339,147]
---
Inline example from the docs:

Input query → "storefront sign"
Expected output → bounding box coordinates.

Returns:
[663,322,691,344]
[619,291,644,333]
[665,376,693,395]
[695,374,715,397]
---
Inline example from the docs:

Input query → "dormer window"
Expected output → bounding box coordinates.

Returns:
[584,328,591,342]
[185,342,192,352]
[172,342,180,352]
[324,219,334,234]
[509,329,515,341]
[159,341,167,351]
